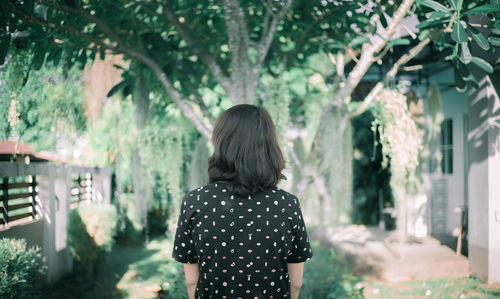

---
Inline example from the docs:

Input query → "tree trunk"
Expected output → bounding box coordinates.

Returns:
[316,107,353,226]
[295,107,353,227]
[392,168,408,243]
[327,110,353,226]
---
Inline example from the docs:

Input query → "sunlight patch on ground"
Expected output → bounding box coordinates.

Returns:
[115,238,174,299]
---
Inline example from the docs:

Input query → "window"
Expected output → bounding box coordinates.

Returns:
[440,119,453,174]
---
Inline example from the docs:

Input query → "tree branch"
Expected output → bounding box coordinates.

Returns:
[9,0,213,139]
[255,0,293,73]
[8,2,121,54]
[341,21,455,130]
[329,0,415,108]
[36,0,127,47]
[307,0,415,169]
[126,50,214,139]
[163,0,232,93]
[183,79,217,125]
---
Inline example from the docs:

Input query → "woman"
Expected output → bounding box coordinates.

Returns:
[172,104,313,299]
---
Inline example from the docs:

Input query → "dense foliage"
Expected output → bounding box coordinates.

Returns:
[67,203,118,281]
[0,50,86,152]
[0,238,44,299]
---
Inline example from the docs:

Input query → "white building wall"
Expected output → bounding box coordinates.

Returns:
[426,67,469,235]
[467,70,500,283]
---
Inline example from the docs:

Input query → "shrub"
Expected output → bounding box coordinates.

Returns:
[157,259,187,299]
[0,238,44,298]
[301,241,364,299]
[114,193,142,245]
[67,203,118,281]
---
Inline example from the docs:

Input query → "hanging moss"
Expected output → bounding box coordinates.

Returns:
[2,47,32,140]
[261,74,291,162]
[186,137,210,191]
[318,107,353,226]
[138,116,185,235]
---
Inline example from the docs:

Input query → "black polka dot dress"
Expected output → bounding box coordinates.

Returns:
[172,181,313,299]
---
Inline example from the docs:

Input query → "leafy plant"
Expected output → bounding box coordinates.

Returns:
[0,238,45,299]
[66,203,118,281]
[415,0,500,90]
[301,242,364,299]
[157,260,188,299]
[0,55,86,152]
[114,193,143,245]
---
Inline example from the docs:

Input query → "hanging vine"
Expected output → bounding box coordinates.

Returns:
[138,111,185,234]
[370,88,422,242]
[371,89,422,185]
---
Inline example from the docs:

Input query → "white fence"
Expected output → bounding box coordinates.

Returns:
[0,162,111,285]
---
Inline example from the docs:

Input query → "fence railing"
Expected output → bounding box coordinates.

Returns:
[70,173,93,209]
[0,162,111,285]
[1,176,38,226]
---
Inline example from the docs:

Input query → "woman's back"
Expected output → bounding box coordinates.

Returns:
[173,181,312,299]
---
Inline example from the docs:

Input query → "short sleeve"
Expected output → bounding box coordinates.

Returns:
[172,195,199,264]
[287,196,313,263]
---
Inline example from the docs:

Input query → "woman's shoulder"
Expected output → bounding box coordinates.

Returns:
[182,182,301,204]
[182,181,228,201]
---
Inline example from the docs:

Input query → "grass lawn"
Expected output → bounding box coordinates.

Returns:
[44,237,180,299]
[363,277,500,299]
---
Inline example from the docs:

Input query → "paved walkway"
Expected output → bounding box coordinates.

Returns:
[312,225,469,282]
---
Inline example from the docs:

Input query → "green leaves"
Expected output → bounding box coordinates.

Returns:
[31,46,46,70]
[447,0,463,11]
[489,36,500,46]
[387,38,410,47]
[351,36,369,47]
[418,0,450,12]
[416,18,449,30]
[451,22,467,43]
[463,4,500,15]
[470,56,493,73]
[459,42,471,64]
[429,11,449,19]
[454,64,467,91]
[0,35,11,65]
[446,43,459,60]
[469,26,490,50]
[107,80,128,98]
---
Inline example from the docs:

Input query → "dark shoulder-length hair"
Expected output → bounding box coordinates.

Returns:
[208,104,286,197]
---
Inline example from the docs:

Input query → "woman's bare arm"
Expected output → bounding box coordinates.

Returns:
[183,263,199,299]
[287,262,304,299]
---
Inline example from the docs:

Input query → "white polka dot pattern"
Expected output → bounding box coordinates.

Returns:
[172,181,313,298]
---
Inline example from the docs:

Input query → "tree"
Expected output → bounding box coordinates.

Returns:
[1,0,499,239]
[0,53,86,151]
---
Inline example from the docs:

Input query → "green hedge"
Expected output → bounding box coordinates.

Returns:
[67,203,117,281]
[0,238,44,298]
